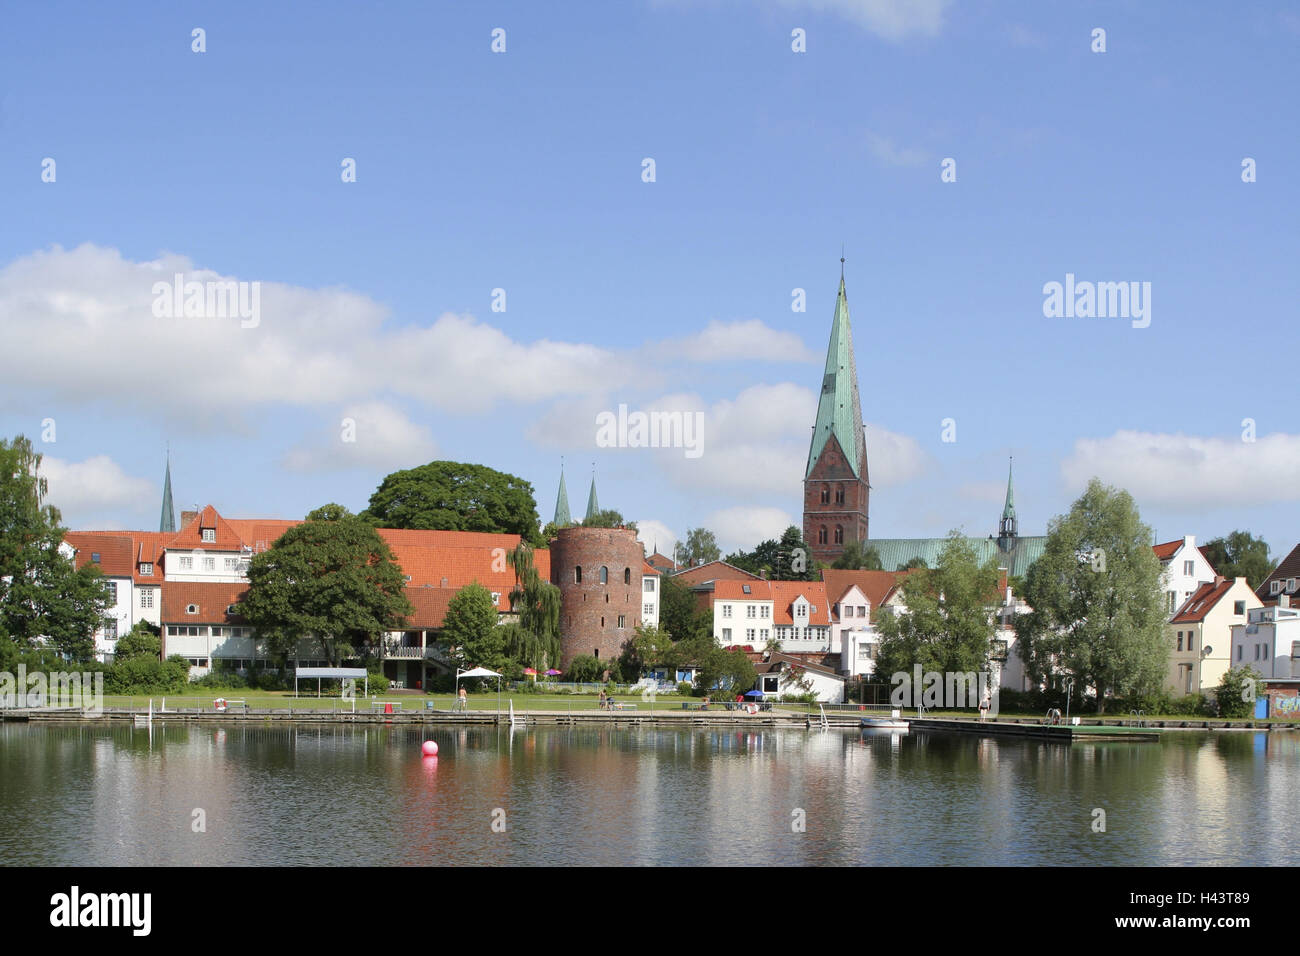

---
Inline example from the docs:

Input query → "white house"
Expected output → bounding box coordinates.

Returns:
[1154,536,1218,618]
[62,532,137,662]
[1167,577,1260,694]
[711,579,832,653]
[753,651,845,703]
[640,561,660,631]
[1230,602,1300,681]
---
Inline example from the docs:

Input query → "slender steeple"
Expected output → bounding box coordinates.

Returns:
[159,452,176,533]
[806,268,867,480]
[553,462,572,527]
[585,468,600,522]
[999,457,1018,540]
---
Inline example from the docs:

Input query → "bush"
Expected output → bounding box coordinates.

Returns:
[677,681,693,697]
[1214,667,1257,719]
[104,654,189,694]
[192,670,249,690]
[566,655,602,683]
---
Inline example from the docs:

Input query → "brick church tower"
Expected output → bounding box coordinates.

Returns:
[804,262,870,564]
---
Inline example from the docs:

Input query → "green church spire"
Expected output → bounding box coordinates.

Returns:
[999,457,1017,539]
[806,269,866,479]
[554,463,572,526]
[585,472,599,522]
[159,453,176,533]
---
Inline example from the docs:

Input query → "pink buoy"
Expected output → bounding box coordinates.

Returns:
[421,741,439,756]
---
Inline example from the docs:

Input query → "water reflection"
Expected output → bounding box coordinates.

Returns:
[0,723,1295,866]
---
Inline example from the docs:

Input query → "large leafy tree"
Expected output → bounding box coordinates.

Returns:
[1016,479,1167,714]
[659,573,710,643]
[1202,531,1275,591]
[875,532,1000,681]
[504,542,561,669]
[240,503,413,666]
[832,540,884,571]
[441,583,506,672]
[619,623,673,678]
[582,508,636,531]
[682,527,721,566]
[0,435,109,661]
[362,461,542,544]
[725,526,818,580]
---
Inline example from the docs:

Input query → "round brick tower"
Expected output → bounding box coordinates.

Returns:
[551,526,643,670]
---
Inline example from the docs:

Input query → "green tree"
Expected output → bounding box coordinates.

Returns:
[504,542,561,669]
[682,527,721,566]
[361,461,542,544]
[114,621,161,661]
[441,583,506,672]
[1202,531,1275,591]
[1016,479,1167,715]
[565,654,602,683]
[1214,666,1257,719]
[831,540,883,571]
[659,574,710,643]
[0,435,110,661]
[619,623,672,678]
[582,509,636,531]
[240,503,413,666]
[875,532,1000,685]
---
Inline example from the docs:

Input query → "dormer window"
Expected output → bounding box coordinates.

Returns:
[91,552,101,563]
[186,604,199,615]
[201,529,216,543]
[140,562,153,576]
[1271,581,1282,594]
[1289,579,1297,593]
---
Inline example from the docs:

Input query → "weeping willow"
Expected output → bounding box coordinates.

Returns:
[506,543,562,670]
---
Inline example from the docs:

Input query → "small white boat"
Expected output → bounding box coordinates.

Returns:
[860,716,909,730]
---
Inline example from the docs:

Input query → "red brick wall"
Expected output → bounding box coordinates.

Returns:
[803,433,869,564]
[551,527,643,671]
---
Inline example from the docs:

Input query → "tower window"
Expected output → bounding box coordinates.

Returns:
[624,567,631,585]
[835,526,844,544]
[818,527,827,545]
[835,484,845,505]
[820,487,830,505]
[575,566,582,584]
[600,566,608,584]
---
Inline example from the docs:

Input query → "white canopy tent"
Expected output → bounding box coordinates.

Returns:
[294,667,369,698]
[456,666,503,714]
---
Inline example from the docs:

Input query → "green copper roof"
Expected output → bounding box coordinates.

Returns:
[869,536,1048,579]
[806,275,866,479]
[159,456,176,533]
[585,477,599,522]
[554,467,571,526]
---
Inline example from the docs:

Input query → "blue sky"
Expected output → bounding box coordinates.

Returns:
[2,0,1298,559]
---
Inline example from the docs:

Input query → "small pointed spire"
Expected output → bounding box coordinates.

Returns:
[999,456,1017,540]
[553,458,571,527]
[585,465,600,522]
[159,449,176,534]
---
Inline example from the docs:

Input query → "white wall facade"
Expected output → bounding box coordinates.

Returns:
[1230,604,1300,680]
[641,574,660,630]
[1159,535,1216,618]
[163,547,250,584]
[713,596,773,648]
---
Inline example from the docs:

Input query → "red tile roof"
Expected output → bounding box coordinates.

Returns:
[161,581,250,624]
[671,560,761,587]
[1153,539,1183,561]
[642,561,660,576]
[1170,579,1234,624]
[711,580,830,625]
[63,532,135,576]
[166,505,246,552]
[820,569,908,612]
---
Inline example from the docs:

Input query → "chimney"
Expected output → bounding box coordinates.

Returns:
[1214,574,1226,587]
[1281,594,1291,609]
[180,510,198,526]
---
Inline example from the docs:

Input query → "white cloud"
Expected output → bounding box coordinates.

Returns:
[635,520,679,558]
[704,505,797,553]
[40,455,154,528]
[651,319,818,363]
[868,134,929,167]
[282,402,438,473]
[1061,430,1300,510]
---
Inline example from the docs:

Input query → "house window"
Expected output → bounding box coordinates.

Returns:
[1271,581,1281,594]
[1183,560,1195,576]
[490,592,501,605]
[722,628,732,641]
[1263,644,1269,660]
[643,578,655,593]
[186,604,199,615]
[644,603,654,616]
[1254,645,1260,660]
[203,557,215,571]
[179,556,193,570]
[104,619,117,640]
[761,629,769,640]
[1235,600,1246,615]
[225,557,239,570]
[1187,633,1195,653]
[1177,633,1183,651]
[761,606,769,618]
[140,562,153,576]
[722,605,732,618]
[140,589,154,609]
[746,628,755,640]
[600,566,608,584]
[104,581,118,603]
[1290,579,1297,593]
[1236,645,1242,661]
[201,529,215,543]
[746,606,756,618]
